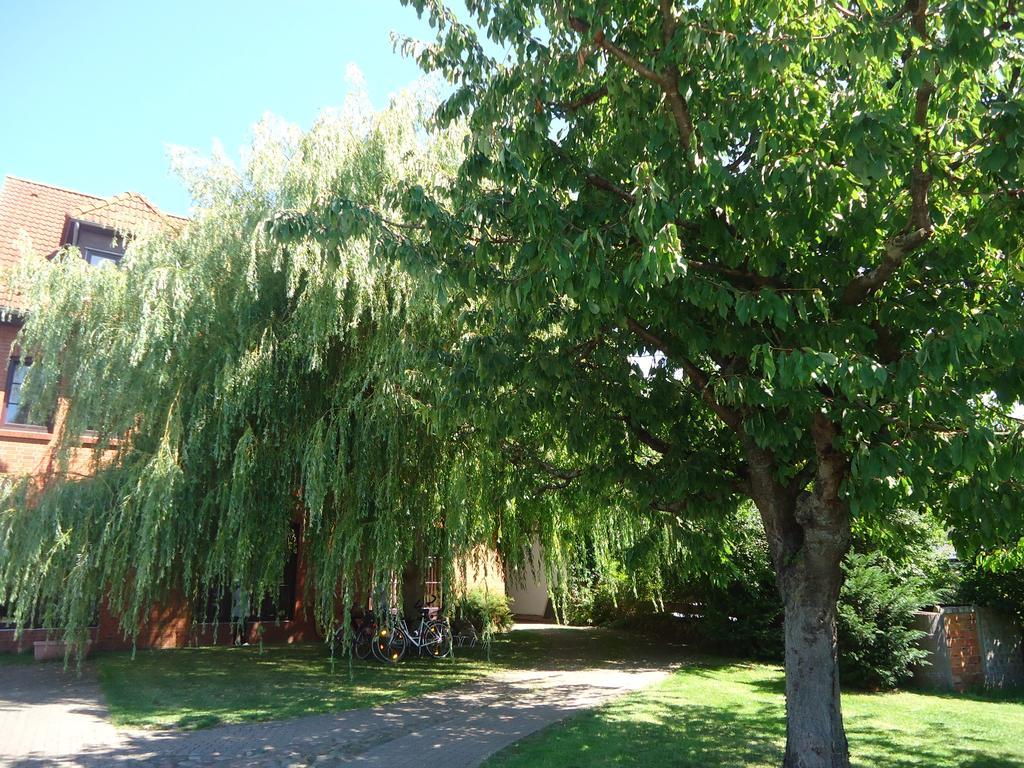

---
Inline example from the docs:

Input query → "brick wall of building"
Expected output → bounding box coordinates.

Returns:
[0,179,328,657]
[2,555,320,654]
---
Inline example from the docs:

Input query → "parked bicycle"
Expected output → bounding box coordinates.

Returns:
[346,608,379,660]
[451,618,479,648]
[373,595,453,663]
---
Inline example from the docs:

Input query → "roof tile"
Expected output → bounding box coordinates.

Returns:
[0,177,183,315]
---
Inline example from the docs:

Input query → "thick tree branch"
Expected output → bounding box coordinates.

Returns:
[625,316,743,432]
[534,478,578,495]
[549,84,609,114]
[840,226,932,305]
[568,336,602,362]
[842,0,935,307]
[657,0,697,156]
[687,257,787,290]
[804,414,850,534]
[622,415,672,454]
[585,173,635,204]
[567,15,666,85]
[502,439,584,483]
[569,13,697,158]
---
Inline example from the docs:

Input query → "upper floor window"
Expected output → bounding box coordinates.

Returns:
[3,357,46,428]
[84,247,121,269]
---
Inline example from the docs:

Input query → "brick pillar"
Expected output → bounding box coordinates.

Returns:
[942,606,983,691]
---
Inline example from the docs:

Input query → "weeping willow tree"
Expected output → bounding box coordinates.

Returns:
[0,82,677,649]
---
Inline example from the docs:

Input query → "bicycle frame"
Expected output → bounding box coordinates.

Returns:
[386,611,443,652]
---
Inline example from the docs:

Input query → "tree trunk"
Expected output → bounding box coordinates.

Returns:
[779,539,850,768]
[401,560,424,620]
[747,415,852,768]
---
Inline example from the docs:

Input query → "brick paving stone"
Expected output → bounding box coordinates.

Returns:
[0,661,122,767]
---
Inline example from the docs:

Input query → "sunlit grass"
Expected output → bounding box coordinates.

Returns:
[484,661,1024,768]
[95,629,570,730]
[95,625,674,730]
[97,641,503,729]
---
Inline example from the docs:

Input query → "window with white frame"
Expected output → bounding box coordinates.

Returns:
[4,357,44,426]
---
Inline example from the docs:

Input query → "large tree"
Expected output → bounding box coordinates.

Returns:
[2,5,1022,767]
[0,83,650,655]
[0,90,497,642]
[346,1,1022,765]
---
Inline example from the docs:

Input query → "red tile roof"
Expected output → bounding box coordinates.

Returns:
[0,176,183,316]
[73,191,185,236]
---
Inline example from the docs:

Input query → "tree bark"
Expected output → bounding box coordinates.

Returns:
[747,414,852,768]
[778,495,850,768]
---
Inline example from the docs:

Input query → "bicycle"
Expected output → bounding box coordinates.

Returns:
[374,596,453,663]
[451,618,479,648]
[346,608,378,661]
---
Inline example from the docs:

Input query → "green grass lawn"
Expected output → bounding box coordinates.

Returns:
[484,660,1024,768]
[93,626,658,730]
[0,649,34,666]
[95,632,545,730]
[92,625,1023,767]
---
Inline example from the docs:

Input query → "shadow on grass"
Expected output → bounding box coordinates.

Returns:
[6,627,1023,768]
[4,646,672,767]
[486,654,1024,768]
[93,636,553,730]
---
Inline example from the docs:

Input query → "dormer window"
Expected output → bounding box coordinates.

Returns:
[84,247,121,268]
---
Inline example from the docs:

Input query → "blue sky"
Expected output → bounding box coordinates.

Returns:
[0,1,460,215]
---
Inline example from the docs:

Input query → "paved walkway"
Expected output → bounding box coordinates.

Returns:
[1,633,671,767]
[0,661,121,765]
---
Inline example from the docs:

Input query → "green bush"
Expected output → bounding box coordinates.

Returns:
[453,588,514,634]
[693,516,785,660]
[837,551,938,690]
[638,508,949,688]
[554,557,639,626]
[556,559,601,626]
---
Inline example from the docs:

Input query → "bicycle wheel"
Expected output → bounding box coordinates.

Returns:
[425,620,453,658]
[417,623,440,657]
[384,626,408,663]
[371,624,392,662]
[353,625,373,660]
[436,624,453,657]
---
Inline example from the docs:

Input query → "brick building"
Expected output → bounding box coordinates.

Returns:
[0,176,323,653]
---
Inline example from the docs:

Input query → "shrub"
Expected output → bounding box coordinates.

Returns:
[453,588,514,634]
[837,551,938,690]
[694,516,784,660]
[555,558,601,626]
[554,556,641,626]
[639,507,948,688]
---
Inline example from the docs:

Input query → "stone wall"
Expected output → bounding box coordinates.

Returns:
[911,605,1023,692]
[910,611,952,689]
[977,607,1024,690]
